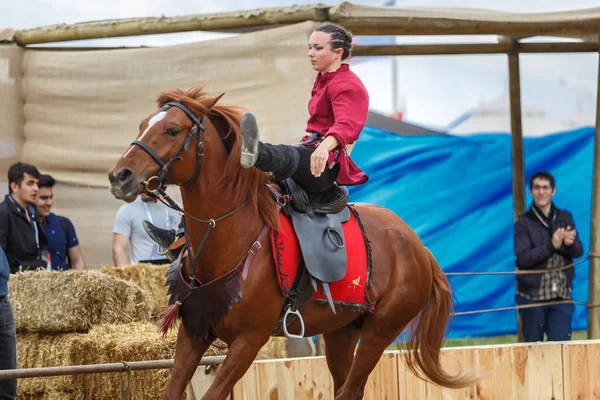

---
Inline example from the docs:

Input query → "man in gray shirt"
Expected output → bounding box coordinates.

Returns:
[112,194,181,266]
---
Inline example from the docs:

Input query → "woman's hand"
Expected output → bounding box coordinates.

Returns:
[310,146,329,177]
[311,136,339,177]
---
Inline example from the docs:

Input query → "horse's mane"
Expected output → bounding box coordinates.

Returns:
[157,84,280,229]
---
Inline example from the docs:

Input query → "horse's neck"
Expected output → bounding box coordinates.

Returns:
[179,183,262,283]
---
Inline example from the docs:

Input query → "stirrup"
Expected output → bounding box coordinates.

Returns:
[240,112,260,168]
[283,305,305,339]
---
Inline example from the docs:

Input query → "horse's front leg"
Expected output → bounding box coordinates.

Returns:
[162,322,214,400]
[201,334,268,399]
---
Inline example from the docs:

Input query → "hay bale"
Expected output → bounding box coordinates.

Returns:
[17,392,76,400]
[70,323,227,400]
[99,263,169,316]
[16,333,83,396]
[16,323,227,400]
[9,270,151,333]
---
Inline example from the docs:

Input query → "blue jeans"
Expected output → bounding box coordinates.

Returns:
[0,297,17,399]
[516,295,574,342]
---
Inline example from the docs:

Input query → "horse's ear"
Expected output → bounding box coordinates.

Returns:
[203,93,225,111]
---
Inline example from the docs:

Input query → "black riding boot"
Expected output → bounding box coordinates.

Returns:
[240,113,300,181]
[142,220,184,262]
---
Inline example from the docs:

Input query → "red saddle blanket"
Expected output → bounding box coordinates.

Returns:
[270,207,374,312]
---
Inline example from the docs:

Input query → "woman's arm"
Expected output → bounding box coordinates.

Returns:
[324,82,369,148]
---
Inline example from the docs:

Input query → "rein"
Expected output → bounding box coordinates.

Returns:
[150,186,248,286]
[131,101,248,287]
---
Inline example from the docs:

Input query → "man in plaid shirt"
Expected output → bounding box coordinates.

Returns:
[514,171,583,342]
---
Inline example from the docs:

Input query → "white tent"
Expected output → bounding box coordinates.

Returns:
[448,96,593,137]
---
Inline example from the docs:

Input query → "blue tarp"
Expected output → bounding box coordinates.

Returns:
[348,126,594,338]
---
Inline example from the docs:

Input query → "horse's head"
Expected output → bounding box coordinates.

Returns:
[108,87,223,202]
[109,85,280,229]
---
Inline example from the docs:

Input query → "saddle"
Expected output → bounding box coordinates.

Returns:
[271,178,350,338]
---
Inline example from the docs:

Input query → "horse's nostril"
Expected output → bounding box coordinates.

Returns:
[114,168,134,184]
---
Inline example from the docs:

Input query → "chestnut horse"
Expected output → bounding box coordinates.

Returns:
[108,85,478,400]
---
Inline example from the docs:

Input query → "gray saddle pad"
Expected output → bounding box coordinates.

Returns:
[287,205,351,283]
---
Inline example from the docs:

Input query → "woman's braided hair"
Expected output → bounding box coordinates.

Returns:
[314,23,353,60]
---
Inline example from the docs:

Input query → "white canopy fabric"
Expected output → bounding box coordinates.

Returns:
[448,96,592,137]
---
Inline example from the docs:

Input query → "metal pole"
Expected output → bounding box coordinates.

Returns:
[391,56,399,116]
[0,356,225,380]
[508,43,525,342]
[588,50,600,339]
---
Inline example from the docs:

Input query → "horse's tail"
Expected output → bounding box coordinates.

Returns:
[403,248,481,389]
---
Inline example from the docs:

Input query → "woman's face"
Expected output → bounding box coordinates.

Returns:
[308,31,343,73]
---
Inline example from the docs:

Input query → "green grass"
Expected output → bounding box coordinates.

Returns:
[387,330,588,350]
[443,330,587,348]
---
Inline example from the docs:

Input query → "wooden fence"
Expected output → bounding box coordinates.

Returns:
[202,339,600,400]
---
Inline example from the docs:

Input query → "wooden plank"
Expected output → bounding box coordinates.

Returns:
[440,347,466,400]
[584,343,600,400]
[475,347,495,400]
[187,365,219,400]
[493,345,513,400]
[13,5,330,45]
[397,352,409,400]
[329,4,600,36]
[588,50,600,339]
[363,353,381,400]
[422,354,443,400]
[508,47,525,221]
[404,364,428,399]
[510,344,529,399]
[587,342,600,399]
[379,352,400,400]
[257,361,280,399]
[364,351,399,399]
[456,347,478,400]
[352,42,599,57]
[276,360,297,400]
[529,343,563,399]
[563,343,590,400]
[233,363,260,400]
[398,354,427,400]
[294,358,314,400]
[311,357,333,399]
[511,343,563,399]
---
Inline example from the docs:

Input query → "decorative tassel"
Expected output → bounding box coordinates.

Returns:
[158,301,181,337]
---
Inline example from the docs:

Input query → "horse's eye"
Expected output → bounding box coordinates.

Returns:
[166,128,180,137]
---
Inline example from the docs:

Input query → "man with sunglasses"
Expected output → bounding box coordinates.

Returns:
[514,171,583,342]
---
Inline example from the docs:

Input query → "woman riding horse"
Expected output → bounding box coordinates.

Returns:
[108,23,480,400]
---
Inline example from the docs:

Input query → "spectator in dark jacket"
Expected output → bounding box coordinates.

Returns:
[514,171,583,342]
[0,162,48,273]
[0,246,17,398]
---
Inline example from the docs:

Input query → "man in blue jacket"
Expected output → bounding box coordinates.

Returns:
[515,171,584,342]
[0,246,17,398]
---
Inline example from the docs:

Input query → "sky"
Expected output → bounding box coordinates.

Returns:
[1,0,599,131]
